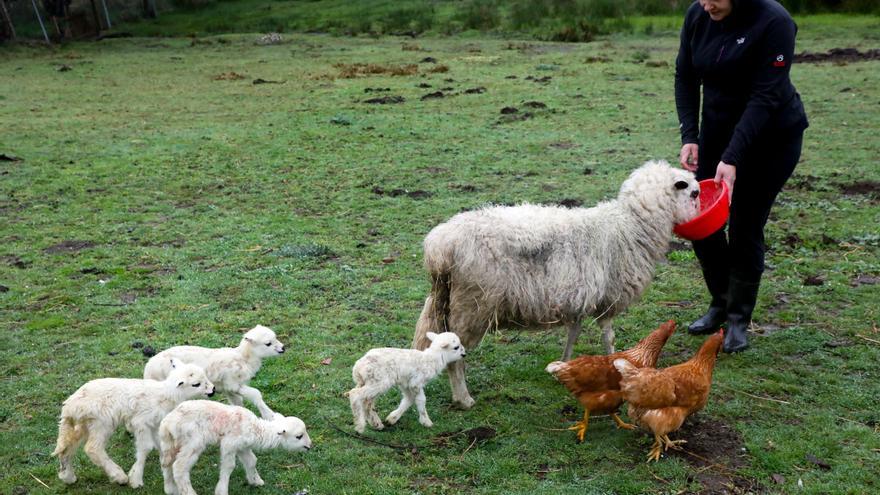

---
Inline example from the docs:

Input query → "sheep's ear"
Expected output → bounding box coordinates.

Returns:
[426,332,438,342]
[441,343,450,349]
[674,180,689,190]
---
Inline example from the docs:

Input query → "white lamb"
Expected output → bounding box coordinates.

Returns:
[348,331,466,434]
[159,400,311,495]
[412,160,700,408]
[52,361,214,488]
[144,324,284,419]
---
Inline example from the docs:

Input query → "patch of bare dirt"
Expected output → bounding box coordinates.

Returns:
[2,255,30,268]
[336,63,418,78]
[0,153,23,161]
[213,72,246,81]
[420,91,445,100]
[525,75,552,84]
[796,48,880,64]
[464,86,486,94]
[838,180,880,200]
[363,95,405,104]
[851,274,880,287]
[371,186,432,200]
[667,415,763,494]
[553,198,583,208]
[43,240,96,254]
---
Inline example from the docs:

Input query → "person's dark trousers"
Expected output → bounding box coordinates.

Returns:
[691,129,804,352]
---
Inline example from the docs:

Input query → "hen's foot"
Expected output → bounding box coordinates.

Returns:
[611,413,636,430]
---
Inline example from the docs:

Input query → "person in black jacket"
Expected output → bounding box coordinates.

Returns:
[675,0,808,353]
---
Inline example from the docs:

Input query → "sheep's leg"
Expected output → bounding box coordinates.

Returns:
[561,319,583,361]
[237,385,275,420]
[213,445,236,495]
[172,445,204,495]
[385,388,415,425]
[83,424,128,485]
[599,316,615,354]
[127,425,156,488]
[414,388,433,428]
[237,449,263,487]
[227,393,244,407]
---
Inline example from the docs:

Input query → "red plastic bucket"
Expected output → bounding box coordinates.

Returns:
[673,179,730,241]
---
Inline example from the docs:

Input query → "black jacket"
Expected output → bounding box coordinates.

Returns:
[675,0,808,167]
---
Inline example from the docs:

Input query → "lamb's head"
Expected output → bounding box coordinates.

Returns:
[618,160,700,225]
[271,413,312,452]
[425,332,467,364]
[242,325,286,358]
[167,360,215,399]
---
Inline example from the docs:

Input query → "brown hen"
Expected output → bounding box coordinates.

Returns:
[545,320,676,442]
[614,330,723,462]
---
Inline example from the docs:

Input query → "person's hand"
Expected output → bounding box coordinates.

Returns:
[679,143,699,172]
[714,161,736,202]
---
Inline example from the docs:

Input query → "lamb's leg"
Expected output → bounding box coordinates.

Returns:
[55,419,85,484]
[237,385,275,420]
[599,316,615,354]
[348,388,368,434]
[385,388,415,425]
[160,438,179,495]
[561,319,583,361]
[414,388,433,428]
[172,445,204,495]
[83,424,128,485]
[227,393,244,407]
[237,449,263,487]
[127,425,156,488]
[365,398,384,430]
[213,445,236,495]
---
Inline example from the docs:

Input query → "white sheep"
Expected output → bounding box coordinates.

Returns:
[144,325,284,419]
[412,160,700,408]
[52,361,214,488]
[159,400,311,495]
[348,331,466,433]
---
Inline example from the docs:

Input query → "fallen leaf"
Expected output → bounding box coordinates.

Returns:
[771,473,786,484]
[320,357,332,365]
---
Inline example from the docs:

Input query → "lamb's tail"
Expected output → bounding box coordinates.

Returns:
[53,416,86,457]
[545,361,567,379]
[412,272,451,350]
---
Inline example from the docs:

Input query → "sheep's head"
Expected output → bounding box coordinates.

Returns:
[426,332,467,364]
[243,325,286,358]
[168,361,215,398]
[619,160,700,225]
[272,414,312,452]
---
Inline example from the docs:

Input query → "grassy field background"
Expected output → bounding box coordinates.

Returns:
[2,14,880,495]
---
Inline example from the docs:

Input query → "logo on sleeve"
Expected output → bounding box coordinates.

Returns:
[773,54,785,67]
[736,37,745,44]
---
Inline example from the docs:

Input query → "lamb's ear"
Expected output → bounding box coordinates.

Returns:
[426,332,438,342]
[674,180,689,190]
[273,412,285,422]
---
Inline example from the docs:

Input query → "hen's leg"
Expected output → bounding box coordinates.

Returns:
[567,410,590,443]
[646,434,663,462]
[611,412,636,430]
[661,434,687,451]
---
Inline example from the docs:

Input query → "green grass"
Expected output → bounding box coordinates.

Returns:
[2,18,880,494]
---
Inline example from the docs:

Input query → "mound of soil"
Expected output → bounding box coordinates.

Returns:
[796,48,880,63]
[667,415,762,494]
[43,240,96,254]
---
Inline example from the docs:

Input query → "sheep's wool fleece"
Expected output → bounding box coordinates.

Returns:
[422,160,699,324]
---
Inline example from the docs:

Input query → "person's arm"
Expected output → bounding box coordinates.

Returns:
[674,16,700,148]
[720,17,797,166]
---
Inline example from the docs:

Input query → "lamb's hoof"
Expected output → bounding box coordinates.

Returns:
[129,478,144,489]
[453,397,475,410]
[419,419,433,428]
[58,471,77,484]
[164,483,179,495]
[110,472,129,485]
[385,414,400,426]
[372,422,385,430]
[248,476,265,487]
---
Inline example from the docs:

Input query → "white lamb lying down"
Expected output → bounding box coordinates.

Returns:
[348,332,466,434]
[144,324,284,419]
[159,401,312,495]
[52,361,214,488]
